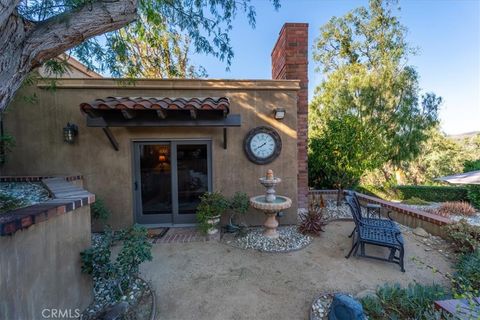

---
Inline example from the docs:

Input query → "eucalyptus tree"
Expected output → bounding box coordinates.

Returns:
[309,0,441,188]
[0,0,279,111]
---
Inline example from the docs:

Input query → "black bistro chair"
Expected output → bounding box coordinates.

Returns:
[345,190,399,236]
[345,195,405,272]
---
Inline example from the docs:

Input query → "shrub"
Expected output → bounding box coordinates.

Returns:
[0,193,27,214]
[463,159,480,173]
[360,283,449,320]
[229,192,249,214]
[394,185,468,202]
[402,197,431,205]
[196,192,228,234]
[427,201,476,217]
[355,185,399,201]
[454,249,480,294]
[91,198,111,222]
[80,225,152,300]
[444,220,480,254]
[467,185,480,209]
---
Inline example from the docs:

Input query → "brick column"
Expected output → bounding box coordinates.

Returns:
[271,23,309,211]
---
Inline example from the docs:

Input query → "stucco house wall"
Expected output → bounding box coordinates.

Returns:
[2,79,300,228]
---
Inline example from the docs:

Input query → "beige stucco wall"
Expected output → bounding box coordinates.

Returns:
[0,205,92,319]
[2,79,300,228]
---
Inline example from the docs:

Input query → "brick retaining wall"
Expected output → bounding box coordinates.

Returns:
[0,176,94,236]
[310,189,452,237]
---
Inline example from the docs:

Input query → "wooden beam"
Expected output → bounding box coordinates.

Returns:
[189,109,197,120]
[84,109,101,118]
[223,128,227,149]
[86,114,242,128]
[156,109,166,119]
[102,127,119,151]
[121,109,136,120]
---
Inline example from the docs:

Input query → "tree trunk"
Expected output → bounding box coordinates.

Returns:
[0,0,138,111]
[336,188,343,207]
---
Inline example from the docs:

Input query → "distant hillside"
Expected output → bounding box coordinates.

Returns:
[448,131,480,141]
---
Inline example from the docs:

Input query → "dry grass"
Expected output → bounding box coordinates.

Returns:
[426,201,476,217]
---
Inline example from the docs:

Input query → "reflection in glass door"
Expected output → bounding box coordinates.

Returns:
[134,141,211,225]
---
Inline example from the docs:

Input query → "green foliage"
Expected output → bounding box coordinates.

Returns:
[360,283,449,320]
[362,129,480,186]
[229,192,249,215]
[309,113,382,190]
[18,0,280,77]
[354,184,399,201]
[0,131,15,165]
[464,159,480,173]
[444,220,480,254]
[454,250,480,294]
[467,185,480,209]
[0,193,27,214]
[401,197,431,205]
[395,185,468,202]
[80,225,152,300]
[90,198,111,222]
[196,192,229,233]
[101,16,207,78]
[309,0,440,189]
[399,128,468,185]
[116,225,154,289]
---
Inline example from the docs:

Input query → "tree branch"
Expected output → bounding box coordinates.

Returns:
[0,0,21,30]
[0,0,138,111]
[25,0,138,67]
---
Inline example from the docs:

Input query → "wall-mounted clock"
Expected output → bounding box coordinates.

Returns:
[244,126,282,165]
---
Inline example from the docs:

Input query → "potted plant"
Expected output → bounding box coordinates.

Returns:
[226,192,250,233]
[196,192,228,235]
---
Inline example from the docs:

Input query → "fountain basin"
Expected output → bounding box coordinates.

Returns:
[250,195,292,213]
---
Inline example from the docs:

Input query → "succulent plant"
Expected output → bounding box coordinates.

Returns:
[299,193,327,236]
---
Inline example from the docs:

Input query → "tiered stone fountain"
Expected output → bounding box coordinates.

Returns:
[249,169,292,238]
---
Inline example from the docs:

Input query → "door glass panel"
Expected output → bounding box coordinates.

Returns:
[176,144,208,214]
[139,144,172,215]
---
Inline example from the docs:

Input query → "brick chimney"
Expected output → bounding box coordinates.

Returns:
[271,23,309,210]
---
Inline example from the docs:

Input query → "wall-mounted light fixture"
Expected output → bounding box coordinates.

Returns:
[63,122,78,144]
[273,108,286,120]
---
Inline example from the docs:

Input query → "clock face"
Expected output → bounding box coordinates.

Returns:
[250,133,276,159]
[244,127,282,164]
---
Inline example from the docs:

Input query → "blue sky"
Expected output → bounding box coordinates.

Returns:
[191,0,480,136]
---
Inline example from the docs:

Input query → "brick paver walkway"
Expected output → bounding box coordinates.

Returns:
[151,227,220,244]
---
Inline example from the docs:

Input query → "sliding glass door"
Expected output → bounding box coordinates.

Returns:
[133,140,212,225]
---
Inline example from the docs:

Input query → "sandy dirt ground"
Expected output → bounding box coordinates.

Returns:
[141,221,452,320]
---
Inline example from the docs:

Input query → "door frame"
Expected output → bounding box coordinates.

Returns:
[132,139,212,226]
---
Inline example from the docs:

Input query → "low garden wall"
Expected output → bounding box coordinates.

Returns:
[310,190,451,237]
[0,176,94,320]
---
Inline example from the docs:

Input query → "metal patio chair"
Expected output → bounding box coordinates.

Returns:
[345,195,405,272]
[345,190,399,237]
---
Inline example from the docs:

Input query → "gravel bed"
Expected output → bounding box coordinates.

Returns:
[82,233,154,320]
[323,200,354,220]
[0,182,50,213]
[448,213,480,226]
[226,226,312,253]
[400,202,480,226]
[310,293,355,320]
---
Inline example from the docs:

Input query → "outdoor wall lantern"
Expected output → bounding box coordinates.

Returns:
[63,122,78,144]
[273,108,286,120]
